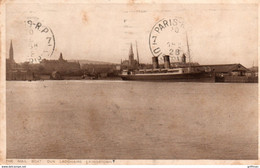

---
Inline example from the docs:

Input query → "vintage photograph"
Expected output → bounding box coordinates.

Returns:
[2,0,258,162]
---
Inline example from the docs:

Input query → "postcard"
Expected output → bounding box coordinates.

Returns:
[0,0,259,165]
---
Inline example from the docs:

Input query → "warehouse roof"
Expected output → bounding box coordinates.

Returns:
[195,64,250,73]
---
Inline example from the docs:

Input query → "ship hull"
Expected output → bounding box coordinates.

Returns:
[120,72,215,82]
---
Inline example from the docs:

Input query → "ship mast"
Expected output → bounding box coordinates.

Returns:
[135,40,140,67]
[186,32,191,67]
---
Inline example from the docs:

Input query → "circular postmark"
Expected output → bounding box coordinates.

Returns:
[25,18,55,63]
[149,17,186,62]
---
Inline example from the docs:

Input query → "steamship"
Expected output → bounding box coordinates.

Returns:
[120,41,215,82]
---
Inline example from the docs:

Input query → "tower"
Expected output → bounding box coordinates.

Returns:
[9,40,14,61]
[128,43,134,66]
[59,52,64,61]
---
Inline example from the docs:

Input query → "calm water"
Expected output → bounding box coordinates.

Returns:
[6,80,258,159]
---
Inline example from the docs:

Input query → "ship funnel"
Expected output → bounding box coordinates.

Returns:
[182,53,186,63]
[163,55,170,69]
[152,56,159,69]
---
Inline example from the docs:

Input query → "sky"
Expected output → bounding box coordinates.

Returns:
[6,2,258,67]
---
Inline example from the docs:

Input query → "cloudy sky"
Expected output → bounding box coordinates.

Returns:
[6,2,258,67]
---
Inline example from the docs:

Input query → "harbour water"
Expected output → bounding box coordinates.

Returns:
[6,81,258,159]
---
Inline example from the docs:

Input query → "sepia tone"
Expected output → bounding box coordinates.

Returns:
[0,0,259,164]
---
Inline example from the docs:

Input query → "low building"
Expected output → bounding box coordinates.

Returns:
[249,66,258,77]
[81,63,120,78]
[200,64,249,76]
[6,69,34,81]
[40,53,81,74]
[196,64,257,83]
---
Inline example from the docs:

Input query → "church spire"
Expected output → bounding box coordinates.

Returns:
[128,43,134,66]
[9,40,13,61]
[129,43,134,56]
